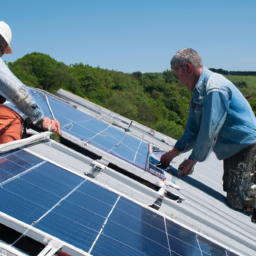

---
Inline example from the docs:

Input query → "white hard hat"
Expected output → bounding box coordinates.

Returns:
[0,21,12,54]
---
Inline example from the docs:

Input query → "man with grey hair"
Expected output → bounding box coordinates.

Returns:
[161,48,256,211]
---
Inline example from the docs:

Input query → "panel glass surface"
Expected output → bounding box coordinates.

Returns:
[91,197,239,256]
[0,150,83,224]
[0,149,239,256]
[27,89,149,170]
[0,150,42,183]
[35,181,119,251]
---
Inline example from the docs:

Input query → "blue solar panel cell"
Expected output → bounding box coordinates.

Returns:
[29,162,84,189]
[165,219,207,256]
[0,150,85,226]
[52,198,106,231]
[35,209,99,251]
[137,141,149,155]
[91,235,152,256]
[90,134,118,151]
[66,124,96,141]
[79,119,109,134]
[134,153,147,169]
[77,181,118,207]
[29,90,82,125]
[121,135,142,151]
[54,114,73,128]
[66,191,115,219]
[92,197,170,255]
[47,96,92,122]
[116,197,166,231]
[3,178,61,209]
[104,126,126,139]
[0,187,47,224]
[0,159,26,180]
[110,143,136,162]
[0,150,43,184]
[107,207,169,248]
[6,154,36,169]
[20,165,81,198]
[35,181,118,251]
[13,150,43,165]
[0,170,13,183]
[96,221,170,256]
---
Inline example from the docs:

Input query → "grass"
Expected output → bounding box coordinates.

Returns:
[225,75,256,99]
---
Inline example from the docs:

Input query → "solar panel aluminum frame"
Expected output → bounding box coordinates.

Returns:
[0,132,52,154]
[0,241,29,256]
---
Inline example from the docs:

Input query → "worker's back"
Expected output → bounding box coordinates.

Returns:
[205,71,256,159]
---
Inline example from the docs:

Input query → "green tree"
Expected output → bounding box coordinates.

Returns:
[107,91,138,120]
[153,120,184,140]
[9,52,58,90]
[45,62,82,95]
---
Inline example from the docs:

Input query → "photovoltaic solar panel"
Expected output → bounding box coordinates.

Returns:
[6,89,171,180]
[0,149,239,256]
[28,89,150,170]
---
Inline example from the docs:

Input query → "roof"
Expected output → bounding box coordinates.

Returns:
[0,87,255,256]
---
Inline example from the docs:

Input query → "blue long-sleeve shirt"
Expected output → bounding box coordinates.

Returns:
[0,58,44,123]
[175,67,256,161]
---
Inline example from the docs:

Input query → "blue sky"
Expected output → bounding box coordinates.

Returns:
[2,0,256,73]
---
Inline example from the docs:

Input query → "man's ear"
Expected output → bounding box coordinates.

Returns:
[185,63,193,74]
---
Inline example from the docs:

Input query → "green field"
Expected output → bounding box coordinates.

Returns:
[225,75,256,99]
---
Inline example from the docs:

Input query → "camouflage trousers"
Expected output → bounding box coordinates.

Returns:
[223,143,256,210]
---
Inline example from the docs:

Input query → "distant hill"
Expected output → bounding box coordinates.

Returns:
[7,52,256,139]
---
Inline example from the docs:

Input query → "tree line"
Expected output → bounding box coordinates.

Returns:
[209,68,256,76]
[7,52,255,140]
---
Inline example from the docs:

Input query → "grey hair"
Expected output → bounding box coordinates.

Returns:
[170,48,203,68]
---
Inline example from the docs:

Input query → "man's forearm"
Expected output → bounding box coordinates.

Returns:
[0,58,44,122]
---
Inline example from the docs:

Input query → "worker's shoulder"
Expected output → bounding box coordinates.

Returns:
[206,73,233,93]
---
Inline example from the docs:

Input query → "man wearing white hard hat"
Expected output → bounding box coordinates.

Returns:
[0,21,60,143]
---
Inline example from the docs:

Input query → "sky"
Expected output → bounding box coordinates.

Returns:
[2,0,256,73]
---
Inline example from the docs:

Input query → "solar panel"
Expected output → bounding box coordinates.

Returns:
[0,149,239,256]
[29,89,150,169]
[5,89,172,181]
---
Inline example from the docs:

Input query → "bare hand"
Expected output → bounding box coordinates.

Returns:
[42,117,61,135]
[178,159,196,176]
[160,147,180,167]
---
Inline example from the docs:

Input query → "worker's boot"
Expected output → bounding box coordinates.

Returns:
[223,143,256,210]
